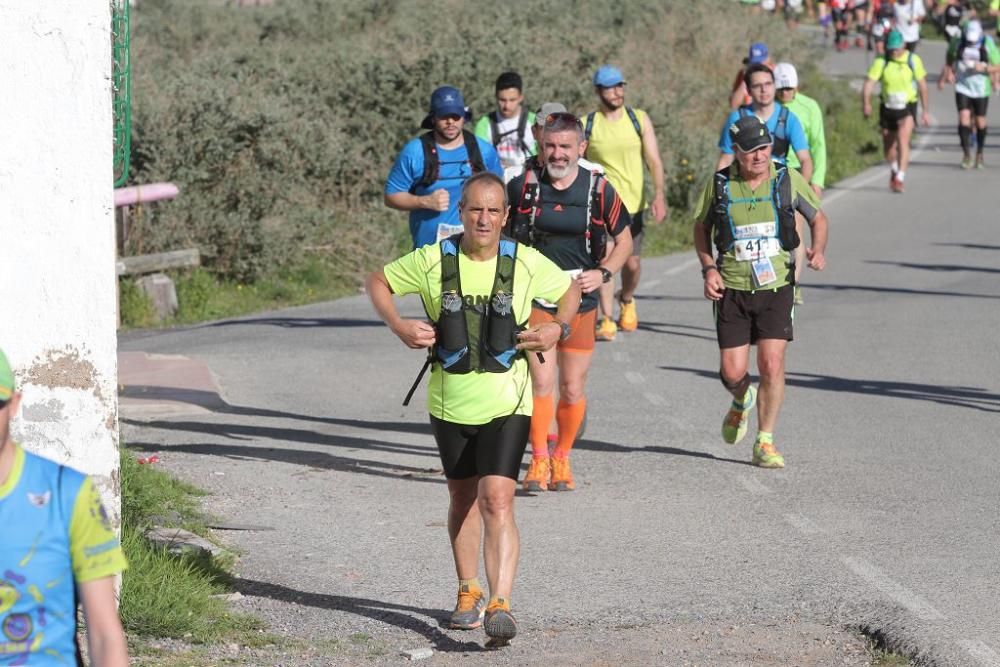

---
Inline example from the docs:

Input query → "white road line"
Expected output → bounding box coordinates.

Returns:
[644,393,666,406]
[737,476,772,495]
[640,278,661,290]
[625,371,645,385]
[663,257,699,277]
[959,640,1000,667]
[782,512,823,535]
[841,556,946,621]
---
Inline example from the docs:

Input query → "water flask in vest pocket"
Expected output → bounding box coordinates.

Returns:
[438,291,467,351]
[486,291,517,354]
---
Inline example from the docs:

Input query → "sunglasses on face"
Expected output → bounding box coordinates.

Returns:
[435,114,463,122]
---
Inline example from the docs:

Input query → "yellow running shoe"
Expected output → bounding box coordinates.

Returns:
[595,316,617,341]
[752,440,785,468]
[549,456,575,491]
[721,386,756,445]
[522,456,550,492]
[618,299,638,331]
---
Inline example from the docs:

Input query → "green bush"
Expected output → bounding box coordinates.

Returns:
[129,0,808,284]
[118,279,156,328]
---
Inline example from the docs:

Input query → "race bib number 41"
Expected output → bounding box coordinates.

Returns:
[733,222,781,262]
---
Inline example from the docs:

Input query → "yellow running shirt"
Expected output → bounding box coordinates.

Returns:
[584,108,648,215]
[867,52,927,105]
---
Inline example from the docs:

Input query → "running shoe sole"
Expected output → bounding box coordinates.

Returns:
[523,480,546,493]
[484,609,517,645]
[549,481,573,492]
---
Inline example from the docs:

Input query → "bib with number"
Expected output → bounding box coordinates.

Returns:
[733,222,782,262]
[885,91,909,110]
[436,223,465,242]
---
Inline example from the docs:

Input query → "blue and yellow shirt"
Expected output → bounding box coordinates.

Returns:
[0,444,127,666]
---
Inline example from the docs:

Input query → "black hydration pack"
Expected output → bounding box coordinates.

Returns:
[739,106,791,160]
[415,130,486,189]
[706,164,800,257]
[583,107,642,142]
[509,163,610,266]
[433,234,523,374]
[488,110,531,155]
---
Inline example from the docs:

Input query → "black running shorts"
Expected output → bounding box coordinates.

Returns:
[430,414,530,480]
[879,103,917,131]
[714,284,795,349]
[956,93,989,117]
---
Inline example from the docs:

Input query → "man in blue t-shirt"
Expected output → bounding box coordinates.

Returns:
[385,86,504,248]
[716,63,814,183]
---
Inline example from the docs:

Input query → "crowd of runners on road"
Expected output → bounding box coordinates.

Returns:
[367,0,1000,649]
[3,2,999,664]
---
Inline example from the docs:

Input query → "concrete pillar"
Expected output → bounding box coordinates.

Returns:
[0,2,120,522]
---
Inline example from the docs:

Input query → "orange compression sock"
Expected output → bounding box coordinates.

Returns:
[554,398,586,458]
[530,395,555,457]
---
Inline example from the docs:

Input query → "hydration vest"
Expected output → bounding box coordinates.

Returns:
[706,164,800,257]
[415,130,486,190]
[488,110,531,156]
[510,163,610,266]
[740,105,791,160]
[583,107,643,143]
[433,234,523,374]
[949,36,989,66]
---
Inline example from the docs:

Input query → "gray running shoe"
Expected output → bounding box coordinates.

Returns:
[449,584,485,630]
[484,601,517,646]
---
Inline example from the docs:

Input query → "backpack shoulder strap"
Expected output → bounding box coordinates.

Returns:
[776,105,789,139]
[710,168,731,232]
[439,235,462,296]
[516,111,530,153]
[462,131,486,174]
[625,107,643,141]
[488,111,501,147]
[584,112,596,141]
[418,132,439,189]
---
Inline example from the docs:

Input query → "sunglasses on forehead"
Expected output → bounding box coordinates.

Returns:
[543,112,582,129]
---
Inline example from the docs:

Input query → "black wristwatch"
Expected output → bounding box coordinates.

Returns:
[598,267,613,283]
[555,320,572,341]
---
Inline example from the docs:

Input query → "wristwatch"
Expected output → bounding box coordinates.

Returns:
[598,266,613,283]
[555,320,572,341]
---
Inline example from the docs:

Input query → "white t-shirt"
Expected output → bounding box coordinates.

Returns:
[894,0,926,44]
[486,114,536,172]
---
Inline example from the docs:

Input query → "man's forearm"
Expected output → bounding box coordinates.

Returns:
[602,228,633,274]
[366,271,403,331]
[554,282,582,324]
[385,192,427,212]
[808,212,829,255]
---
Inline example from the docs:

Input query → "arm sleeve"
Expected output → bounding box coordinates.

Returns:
[808,102,828,187]
[718,111,739,154]
[69,477,127,583]
[787,112,810,153]
[384,246,435,298]
[789,168,821,223]
[601,181,633,237]
[385,140,422,195]
[473,116,492,143]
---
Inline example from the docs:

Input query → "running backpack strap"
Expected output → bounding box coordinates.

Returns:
[773,166,801,251]
[462,130,486,174]
[481,237,522,372]
[625,107,643,141]
[417,132,439,189]
[488,111,501,147]
[710,168,733,253]
[584,112,596,142]
[513,166,541,243]
[587,172,610,264]
[516,110,530,154]
[776,106,789,141]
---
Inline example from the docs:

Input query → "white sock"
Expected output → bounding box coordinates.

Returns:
[896,171,905,182]
[891,160,900,173]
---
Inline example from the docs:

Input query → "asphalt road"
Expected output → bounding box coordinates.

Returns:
[121,37,1000,666]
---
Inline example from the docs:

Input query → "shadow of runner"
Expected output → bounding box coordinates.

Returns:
[207,317,386,329]
[574,438,752,467]
[658,366,1000,413]
[232,578,484,653]
[805,283,1000,300]
[636,321,717,341]
[934,242,1000,251]
[866,260,1000,274]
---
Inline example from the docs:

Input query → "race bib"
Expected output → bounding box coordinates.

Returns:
[436,223,464,242]
[751,256,778,288]
[733,222,781,262]
[535,269,583,309]
[885,92,909,110]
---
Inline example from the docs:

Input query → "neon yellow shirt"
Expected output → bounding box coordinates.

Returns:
[584,108,648,215]
[384,241,570,425]
[867,52,927,105]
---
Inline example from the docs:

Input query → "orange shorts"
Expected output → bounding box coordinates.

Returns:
[529,307,596,353]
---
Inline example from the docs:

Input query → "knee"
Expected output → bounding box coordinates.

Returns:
[559,378,586,404]
[478,490,514,518]
[757,353,785,380]
[449,485,478,512]
[626,256,641,272]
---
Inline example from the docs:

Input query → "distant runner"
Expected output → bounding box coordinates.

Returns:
[367,172,580,646]
[730,43,775,110]
[694,116,829,469]
[862,29,931,193]
[385,86,503,248]
[894,0,927,52]
[474,71,537,183]
[506,112,633,492]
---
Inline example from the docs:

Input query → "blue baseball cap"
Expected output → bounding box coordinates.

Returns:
[745,42,769,65]
[421,86,471,129]
[592,65,625,88]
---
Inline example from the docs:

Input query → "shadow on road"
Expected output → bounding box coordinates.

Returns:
[636,321,717,341]
[934,242,1000,252]
[659,366,1000,413]
[575,438,752,466]
[866,260,1000,275]
[635,294,704,302]
[232,578,484,653]
[207,317,386,329]
[805,283,1000,300]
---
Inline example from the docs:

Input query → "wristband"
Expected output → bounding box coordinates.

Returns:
[701,265,719,278]
[598,267,613,283]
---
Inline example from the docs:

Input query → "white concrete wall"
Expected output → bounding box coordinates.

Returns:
[0,2,120,520]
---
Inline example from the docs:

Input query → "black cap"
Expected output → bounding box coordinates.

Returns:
[729,115,772,152]
[495,71,523,93]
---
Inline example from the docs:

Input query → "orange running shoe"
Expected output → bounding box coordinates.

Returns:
[449,584,486,630]
[549,456,575,491]
[522,456,550,492]
[484,597,517,646]
[618,299,638,332]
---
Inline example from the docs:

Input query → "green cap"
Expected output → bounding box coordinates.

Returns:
[0,348,14,401]
[886,30,904,51]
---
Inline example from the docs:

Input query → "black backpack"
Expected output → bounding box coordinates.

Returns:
[416,130,486,189]
[488,111,531,155]
[583,107,643,143]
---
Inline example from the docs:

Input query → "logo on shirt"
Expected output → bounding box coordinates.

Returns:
[26,491,51,508]
[553,204,564,212]
[2,613,32,642]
